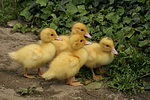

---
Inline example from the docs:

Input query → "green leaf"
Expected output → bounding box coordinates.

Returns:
[123,16,131,24]
[66,1,78,15]
[57,4,66,13]
[72,0,85,5]
[110,0,115,5]
[79,16,89,22]
[77,5,89,16]
[40,13,49,20]
[138,0,145,3]
[92,0,100,7]
[84,82,102,89]
[36,0,48,6]
[12,23,22,32]
[21,24,28,34]
[41,7,51,15]
[117,6,125,16]
[105,12,115,20]
[20,7,31,19]
[112,14,120,23]
[145,12,150,20]
[49,22,58,30]
[125,28,135,38]
[94,13,104,23]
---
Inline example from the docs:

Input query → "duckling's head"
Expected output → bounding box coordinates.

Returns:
[70,35,92,50]
[71,22,92,39]
[99,37,118,55]
[40,28,63,43]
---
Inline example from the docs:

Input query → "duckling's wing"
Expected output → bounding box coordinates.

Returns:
[68,55,79,67]
[32,48,43,61]
[87,48,98,62]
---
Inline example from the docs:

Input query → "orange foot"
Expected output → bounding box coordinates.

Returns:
[24,74,35,79]
[98,68,106,75]
[66,77,83,86]
[38,68,43,77]
[23,68,35,79]
[93,75,103,81]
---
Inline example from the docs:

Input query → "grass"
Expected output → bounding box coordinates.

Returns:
[0,0,18,26]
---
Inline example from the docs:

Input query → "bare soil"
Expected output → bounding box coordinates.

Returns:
[0,27,150,100]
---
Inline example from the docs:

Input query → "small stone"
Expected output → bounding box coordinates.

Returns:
[7,20,18,27]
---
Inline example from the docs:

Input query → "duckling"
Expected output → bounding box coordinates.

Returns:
[52,22,92,55]
[8,28,63,78]
[42,35,92,86]
[84,37,118,80]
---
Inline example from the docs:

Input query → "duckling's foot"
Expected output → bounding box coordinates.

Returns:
[24,74,35,79]
[66,77,83,86]
[93,75,103,81]
[38,68,43,77]
[69,81,83,86]
[71,76,78,82]
[23,68,35,78]
[98,68,106,75]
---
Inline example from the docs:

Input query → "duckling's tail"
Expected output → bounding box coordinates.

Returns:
[42,71,55,80]
[8,52,18,60]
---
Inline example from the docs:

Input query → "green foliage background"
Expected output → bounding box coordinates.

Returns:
[2,0,150,94]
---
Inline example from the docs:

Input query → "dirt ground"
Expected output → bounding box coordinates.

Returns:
[0,27,150,100]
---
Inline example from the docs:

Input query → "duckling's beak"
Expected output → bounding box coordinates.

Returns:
[111,48,118,55]
[55,36,63,41]
[85,41,92,45]
[84,32,92,39]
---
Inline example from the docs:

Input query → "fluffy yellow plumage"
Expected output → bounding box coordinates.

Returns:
[8,28,62,78]
[52,22,92,55]
[84,37,118,80]
[42,34,92,86]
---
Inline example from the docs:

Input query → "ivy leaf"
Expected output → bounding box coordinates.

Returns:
[105,12,115,20]
[79,16,89,22]
[112,14,120,23]
[84,82,102,89]
[20,7,31,20]
[110,0,115,5]
[123,16,131,24]
[94,13,104,23]
[36,0,48,6]
[57,4,66,13]
[66,1,78,15]
[56,0,70,13]
[72,0,85,5]
[117,6,125,16]
[12,23,22,32]
[145,12,150,20]
[92,0,100,7]
[125,28,135,38]
[138,0,145,3]
[49,22,58,30]
[77,5,89,16]
[40,13,49,20]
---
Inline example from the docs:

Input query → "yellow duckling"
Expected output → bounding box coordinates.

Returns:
[8,28,63,78]
[84,37,118,80]
[42,35,92,86]
[52,22,92,55]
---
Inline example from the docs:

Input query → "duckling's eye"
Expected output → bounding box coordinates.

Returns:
[81,29,84,31]
[80,40,83,42]
[50,34,54,36]
[106,45,109,47]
